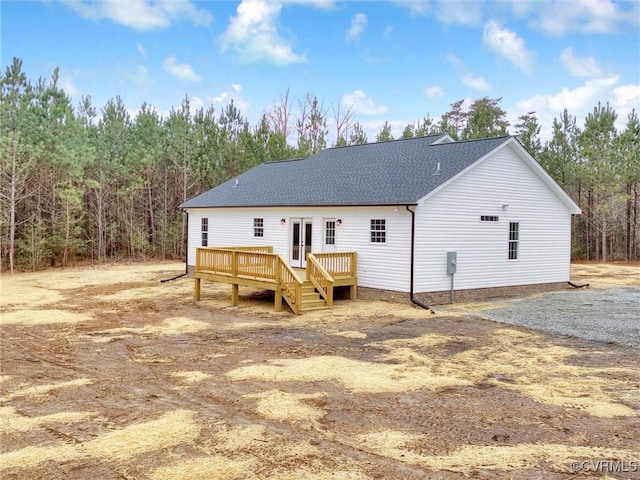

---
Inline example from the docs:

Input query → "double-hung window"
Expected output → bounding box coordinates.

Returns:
[508,222,519,260]
[253,218,264,237]
[370,219,386,243]
[201,218,208,246]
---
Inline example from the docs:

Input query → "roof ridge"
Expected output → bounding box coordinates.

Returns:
[324,133,448,151]
[265,157,306,164]
[431,135,512,146]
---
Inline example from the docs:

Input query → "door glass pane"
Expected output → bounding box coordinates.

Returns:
[292,222,300,261]
[304,222,312,259]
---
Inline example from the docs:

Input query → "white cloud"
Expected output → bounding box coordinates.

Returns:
[482,20,534,75]
[392,0,637,35]
[214,92,229,104]
[612,83,640,130]
[60,74,81,99]
[342,90,388,115]
[436,0,483,25]
[461,73,491,91]
[124,65,153,90]
[219,0,307,66]
[61,0,212,31]
[612,83,640,109]
[515,75,620,140]
[391,0,430,15]
[536,0,635,35]
[383,25,394,40]
[362,119,407,139]
[137,42,147,58]
[445,53,465,69]
[424,85,444,99]
[162,55,200,82]
[509,0,535,18]
[346,13,367,42]
[209,84,249,112]
[282,0,335,8]
[559,47,603,78]
[190,96,205,111]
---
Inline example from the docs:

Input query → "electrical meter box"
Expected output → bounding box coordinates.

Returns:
[447,251,457,275]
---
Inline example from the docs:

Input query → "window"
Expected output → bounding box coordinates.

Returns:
[201,218,208,246]
[325,220,335,245]
[481,215,499,222]
[370,219,386,243]
[253,218,264,237]
[508,222,519,260]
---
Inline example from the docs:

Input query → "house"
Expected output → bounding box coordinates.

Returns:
[180,134,581,307]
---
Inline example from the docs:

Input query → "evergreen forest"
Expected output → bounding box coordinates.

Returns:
[2,58,638,272]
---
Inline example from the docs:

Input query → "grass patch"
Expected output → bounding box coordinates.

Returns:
[1,379,93,402]
[0,407,96,434]
[0,409,199,470]
[356,429,638,473]
[244,390,326,425]
[0,309,92,326]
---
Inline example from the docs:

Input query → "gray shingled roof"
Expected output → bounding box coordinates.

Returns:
[180,134,513,208]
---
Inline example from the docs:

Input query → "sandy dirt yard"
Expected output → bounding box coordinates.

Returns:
[1,262,639,479]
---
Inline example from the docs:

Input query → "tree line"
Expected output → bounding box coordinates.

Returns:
[1,58,638,271]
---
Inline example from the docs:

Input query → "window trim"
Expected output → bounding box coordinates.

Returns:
[370,219,386,244]
[508,222,519,260]
[253,218,264,237]
[201,218,208,247]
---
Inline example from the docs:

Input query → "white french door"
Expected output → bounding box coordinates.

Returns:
[290,218,313,268]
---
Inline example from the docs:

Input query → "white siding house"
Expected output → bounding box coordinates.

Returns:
[181,134,581,304]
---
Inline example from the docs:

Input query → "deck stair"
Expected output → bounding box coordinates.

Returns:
[300,281,328,311]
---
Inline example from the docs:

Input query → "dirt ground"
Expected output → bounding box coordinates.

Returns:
[1,262,639,479]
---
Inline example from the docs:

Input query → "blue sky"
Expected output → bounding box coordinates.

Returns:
[3,0,639,142]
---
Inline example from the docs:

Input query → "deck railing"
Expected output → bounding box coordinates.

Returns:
[195,247,303,314]
[197,247,275,276]
[307,254,334,307]
[313,251,357,278]
[235,251,278,280]
[196,248,234,274]
[219,246,274,253]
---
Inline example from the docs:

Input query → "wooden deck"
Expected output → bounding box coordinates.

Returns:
[194,247,357,314]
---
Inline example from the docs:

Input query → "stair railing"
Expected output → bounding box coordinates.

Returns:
[278,256,303,314]
[306,254,334,307]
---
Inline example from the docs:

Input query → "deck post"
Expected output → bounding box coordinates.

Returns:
[195,277,201,301]
[350,252,357,300]
[351,252,357,277]
[274,289,283,311]
[231,283,239,306]
[232,251,238,276]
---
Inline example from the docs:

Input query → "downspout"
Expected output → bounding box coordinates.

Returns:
[161,209,189,283]
[405,205,432,311]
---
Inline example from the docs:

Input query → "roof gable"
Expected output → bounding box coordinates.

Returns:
[417,137,581,214]
[180,134,516,208]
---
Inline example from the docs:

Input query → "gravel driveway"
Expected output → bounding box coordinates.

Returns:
[450,286,640,347]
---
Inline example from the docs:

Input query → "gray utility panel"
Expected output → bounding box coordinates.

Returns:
[447,251,457,275]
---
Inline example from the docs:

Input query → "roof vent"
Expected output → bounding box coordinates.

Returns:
[234,178,239,187]
[433,161,441,175]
